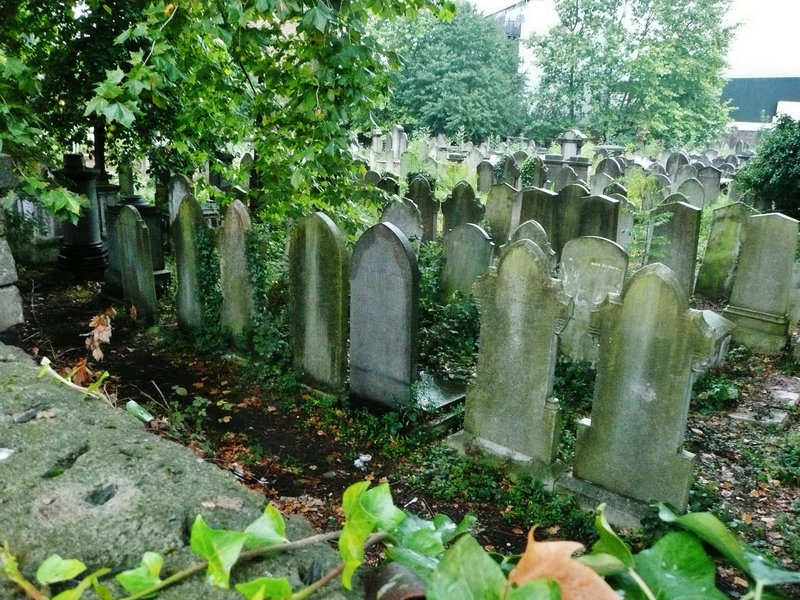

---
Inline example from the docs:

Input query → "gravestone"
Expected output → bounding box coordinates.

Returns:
[380,199,424,253]
[665,151,689,176]
[642,173,671,211]
[645,201,701,297]
[500,219,556,269]
[520,155,547,188]
[603,182,627,197]
[519,187,559,244]
[168,174,193,224]
[349,223,418,408]
[484,183,520,246]
[288,212,349,393]
[513,150,529,166]
[595,157,622,179]
[673,164,698,189]
[648,163,668,176]
[477,160,494,193]
[612,195,636,251]
[461,240,569,469]
[364,170,381,186]
[117,206,158,323]
[500,154,521,188]
[441,180,484,233]
[694,202,757,300]
[440,223,494,299]
[558,237,628,365]
[553,165,578,191]
[677,178,705,209]
[422,156,439,176]
[723,213,799,354]
[220,200,254,345]
[172,196,206,332]
[465,147,484,170]
[697,166,722,205]
[553,187,618,258]
[0,154,23,333]
[406,175,439,242]
[377,176,400,196]
[568,263,722,513]
[590,172,614,196]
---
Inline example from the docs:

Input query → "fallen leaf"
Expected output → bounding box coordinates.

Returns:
[508,530,618,599]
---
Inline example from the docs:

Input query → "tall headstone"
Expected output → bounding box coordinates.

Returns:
[0,154,24,333]
[440,224,494,299]
[645,201,702,297]
[570,263,721,512]
[499,154,520,188]
[484,183,520,246]
[441,181,484,233]
[665,151,689,176]
[697,166,722,206]
[220,200,254,344]
[694,202,757,300]
[595,158,622,180]
[172,196,206,332]
[406,175,438,241]
[673,164,698,189]
[519,187,558,242]
[380,199,424,253]
[168,174,193,224]
[558,237,628,365]
[288,213,349,393]
[590,172,614,196]
[462,240,569,469]
[612,195,636,251]
[553,165,579,191]
[723,213,799,354]
[477,160,494,193]
[677,178,705,209]
[501,219,556,268]
[377,176,400,196]
[117,205,158,323]
[349,223,418,408]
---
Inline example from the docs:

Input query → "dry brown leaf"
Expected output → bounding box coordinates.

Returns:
[507,530,619,600]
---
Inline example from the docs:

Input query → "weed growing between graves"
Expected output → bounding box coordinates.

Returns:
[552,355,595,462]
[194,226,226,354]
[5,480,799,599]
[692,371,740,414]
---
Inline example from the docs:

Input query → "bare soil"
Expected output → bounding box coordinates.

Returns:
[8,264,800,598]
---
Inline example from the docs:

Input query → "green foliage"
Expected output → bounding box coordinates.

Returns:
[528,0,734,147]
[552,355,595,461]
[194,226,225,353]
[691,371,740,414]
[776,431,800,487]
[736,115,800,218]
[374,2,528,142]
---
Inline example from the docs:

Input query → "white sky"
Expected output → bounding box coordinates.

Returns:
[469,0,800,78]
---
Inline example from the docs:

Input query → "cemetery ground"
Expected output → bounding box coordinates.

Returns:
[9,262,800,598]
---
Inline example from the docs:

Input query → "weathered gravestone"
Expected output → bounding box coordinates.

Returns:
[694,202,757,300]
[458,240,569,471]
[380,199,423,253]
[288,213,349,393]
[645,200,701,297]
[666,151,689,176]
[440,223,494,299]
[0,154,23,333]
[406,175,438,241]
[558,237,628,365]
[519,187,558,243]
[377,176,400,196]
[595,158,622,180]
[648,163,668,176]
[551,187,619,259]
[172,196,206,332]
[697,166,722,205]
[553,165,579,191]
[168,174,193,224]
[723,213,799,354]
[499,154,520,188]
[441,180,484,233]
[500,219,556,270]
[520,155,547,188]
[484,183,520,246]
[608,194,635,251]
[349,223,418,408]
[117,205,158,323]
[364,170,381,185]
[220,199,254,345]
[673,163,698,189]
[590,172,614,196]
[566,263,724,514]
[603,182,627,197]
[677,178,705,209]
[476,160,494,193]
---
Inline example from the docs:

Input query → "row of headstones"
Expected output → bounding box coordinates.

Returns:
[0,154,25,333]
[284,207,732,513]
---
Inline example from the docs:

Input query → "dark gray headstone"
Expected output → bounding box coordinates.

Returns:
[220,200,254,344]
[441,181,484,233]
[118,205,158,323]
[172,196,206,332]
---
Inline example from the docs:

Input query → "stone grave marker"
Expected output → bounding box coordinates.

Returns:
[645,200,702,297]
[553,165,579,191]
[666,151,689,176]
[603,182,627,197]
[694,202,757,300]
[0,154,23,332]
[380,199,424,253]
[422,156,439,176]
[441,180,484,233]
[168,174,193,224]
[500,219,556,269]
[484,182,520,246]
[596,157,622,179]
[521,155,547,188]
[364,170,381,185]
[567,263,722,512]
[610,194,636,251]
[118,205,158,323]
[500,154,521,188]
[673,163,698,189]
[519,187,558,244]
[648,163,668,176]
[461,240,569,469]
[377,175,400,195]
[558,236,628,365]
[172,196,206,333]
[513,150,529,166]
[350,223,418,408]
[723,213,799,354]
[288,212,349,393]
[477,160,494,193]
[406,175,439,241]
[590,172,614,196]
[697,166,722,205]
[220,199,254,345]
[677,178,705,209]
[465,147,484,170]
[440,223,494,299]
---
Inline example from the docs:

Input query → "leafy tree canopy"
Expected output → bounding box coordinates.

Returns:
[736,115,800,219]
[528,0,735,147]
[374,2,529,143]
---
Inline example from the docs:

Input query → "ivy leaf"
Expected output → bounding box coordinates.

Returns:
[235,576,293,600]
[587,504,634,569]
[190,515,247,589]
[116,552,164,596]
[36,555,87,584]
[628,531,727,600]
[51,569,110,600]
[506,579,562,600]
[244,504,289,549]
[92,578,114,600]
[426,535,506,600]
